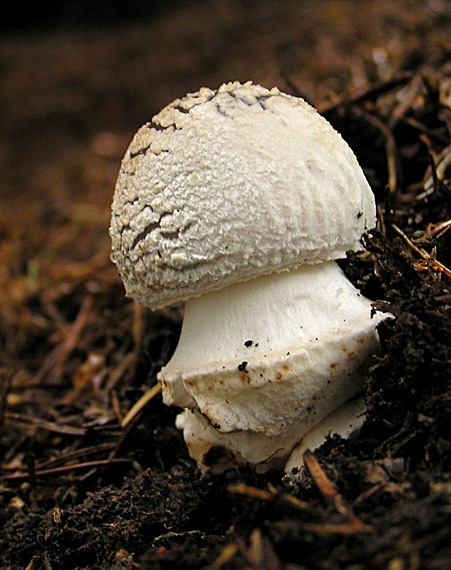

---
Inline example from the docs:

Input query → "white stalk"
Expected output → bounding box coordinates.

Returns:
[158,261,383,472]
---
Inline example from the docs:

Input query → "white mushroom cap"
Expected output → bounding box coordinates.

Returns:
[110,81,376,310]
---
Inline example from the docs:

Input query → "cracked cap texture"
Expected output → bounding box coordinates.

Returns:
[110,81,376,309]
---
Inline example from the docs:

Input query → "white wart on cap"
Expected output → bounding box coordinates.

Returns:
[110,81,384,474]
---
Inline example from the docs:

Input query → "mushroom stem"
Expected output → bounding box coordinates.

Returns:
[158,261,383,472]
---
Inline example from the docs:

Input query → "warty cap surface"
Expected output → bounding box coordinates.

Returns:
[110,81,376,309]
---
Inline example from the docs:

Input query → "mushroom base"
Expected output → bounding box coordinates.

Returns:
[176,395,366,474]
[158,261,384,473]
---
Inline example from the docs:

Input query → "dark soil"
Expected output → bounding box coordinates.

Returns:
[1,1,450,569]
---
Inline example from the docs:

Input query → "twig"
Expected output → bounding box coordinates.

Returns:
[105,350,136,390]
[392,224,451,278]
[228,483,275,501]
[228,483,309,511]
[107,383,163,461]
[351,106,399,194]
[301,522,373,534]
[319,73,413,115]
[387,74,428,130]
[206,544,239,570]
[24,557,39,570]
[353,483,386,506]
[429,219,451,238]
[34,296,94,383]
[26,451,37,490]
[1,458,131,482]
[0,369,13,439]
[35,442,117,470]
[110,304,146,390]
[303,449,371,531]
[402,116,450,145]
[121,383,162,428]
[4,412,86,436]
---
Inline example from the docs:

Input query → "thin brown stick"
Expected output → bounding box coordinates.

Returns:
[318,73,413,115]
[303,450,368,530]
[353,483,385,506]
[35,443,117,470]
[0,369,13,439]
[4,413,86,436]
[301,522,373,534]
[351,106,398,195]
[429,219,451,237]
[228,483,275,501]
[206,543,239,570]
[228,483,309,510]
[121,383,162,428]
[1,458,131,482]
[392,224,451,278]
[34,296,94,383]
[24,557,38,570]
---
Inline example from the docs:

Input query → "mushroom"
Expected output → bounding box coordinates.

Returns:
[110,81,384,474]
